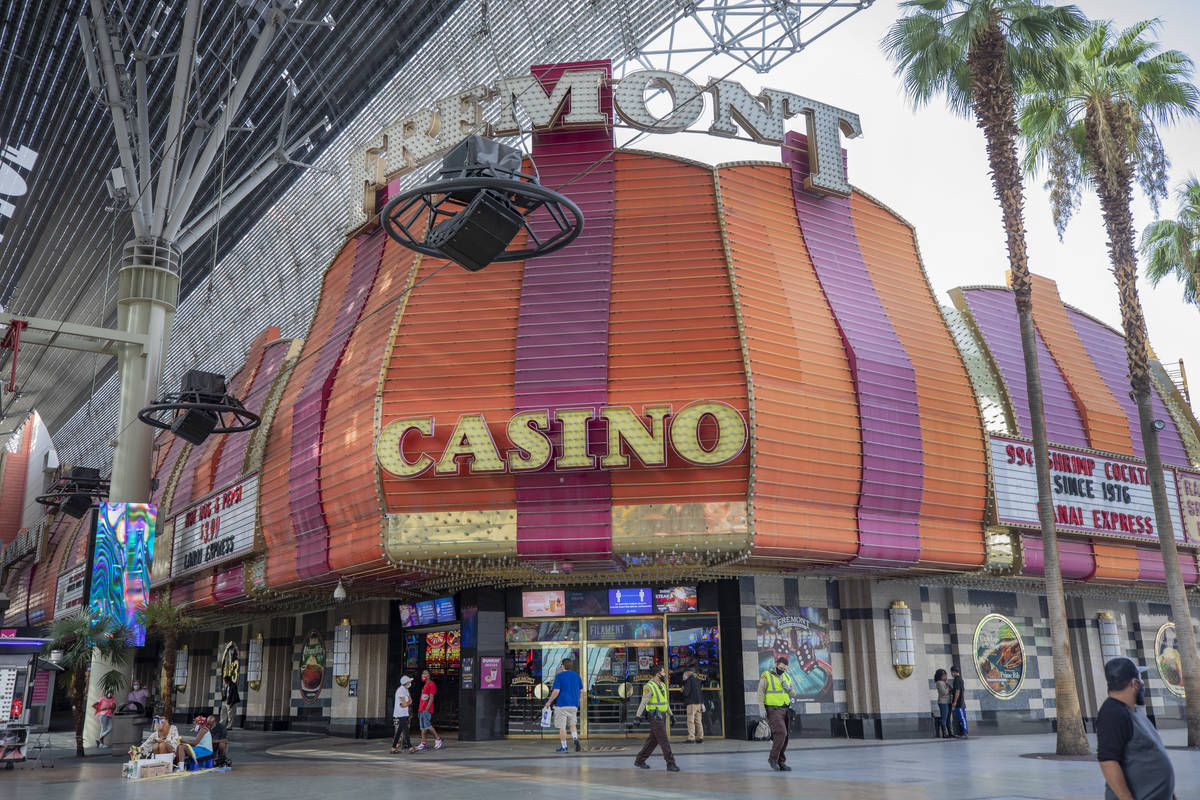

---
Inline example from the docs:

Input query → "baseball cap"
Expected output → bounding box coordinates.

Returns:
[400,675,413,686]
[1104,657,1148,690]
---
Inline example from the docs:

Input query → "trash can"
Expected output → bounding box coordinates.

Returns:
[109,712,149,756]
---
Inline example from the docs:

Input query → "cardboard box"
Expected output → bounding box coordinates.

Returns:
[139,761,171,779]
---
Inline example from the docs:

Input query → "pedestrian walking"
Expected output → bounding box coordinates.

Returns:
[757,655,801,771]
[949,665,968,738]
[633,665,679,772]
[1097,657,1176,800]
[414,669,443,751]
[391,675,413,753]
[681,669,704,744]
[933,669,953,739]
[93,690,117,748]
[543,657,584,752]
[221,675,240,727]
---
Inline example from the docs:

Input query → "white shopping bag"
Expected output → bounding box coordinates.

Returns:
[540,708,553,728]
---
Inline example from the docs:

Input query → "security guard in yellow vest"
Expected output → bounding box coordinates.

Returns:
[633,665,680,771]
[757,655,801,771]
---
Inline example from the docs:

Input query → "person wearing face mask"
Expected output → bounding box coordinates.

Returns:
[1096,657,1176,800]
[126,680,150,714]
[756,655,801,771]
[92,691,117,748]
[632,665,680,772]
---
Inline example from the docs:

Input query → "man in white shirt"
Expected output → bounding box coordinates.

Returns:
[391,675,413,753]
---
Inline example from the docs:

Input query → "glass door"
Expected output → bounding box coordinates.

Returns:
[583,643,664,735]
[504,619,581,736]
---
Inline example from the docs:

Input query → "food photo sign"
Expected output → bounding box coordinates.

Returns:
[973,614,1025,699]
[299,631,326,704]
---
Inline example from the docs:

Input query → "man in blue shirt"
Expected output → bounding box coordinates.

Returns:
[544,657,584,752]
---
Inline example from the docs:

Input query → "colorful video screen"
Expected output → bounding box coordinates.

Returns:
[399,603,418,627]
[434,596,456,623]
[608,587,652,614]
[415,600,437,626]
[654,587,698,613]
[521,590,565,617]
[89,503,157,646]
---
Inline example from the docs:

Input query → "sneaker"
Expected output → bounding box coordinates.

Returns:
[666,764,680,772]
[768,759,780,771]
[555,746,569,753]
[574,739,581,752]
[778,764,792,772]
[414,743,427,751]
[433,738,443,750]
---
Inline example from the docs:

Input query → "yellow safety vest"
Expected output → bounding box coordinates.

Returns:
[644,679,669,713]
[762,670,793,706]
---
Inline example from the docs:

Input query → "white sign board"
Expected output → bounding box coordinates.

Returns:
[170,474,258,578]
[54,564,87,617]
[990,435,1184,542]
[1177,470,1200,544]
[0,668,16,723]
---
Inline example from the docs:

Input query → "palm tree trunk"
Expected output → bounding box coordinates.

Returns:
[73,664,87,758]
[162,630,177,722]
[967,16,1089,755]
[1089,112,1200,747]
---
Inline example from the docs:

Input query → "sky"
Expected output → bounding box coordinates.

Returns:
[639,0,1200,413]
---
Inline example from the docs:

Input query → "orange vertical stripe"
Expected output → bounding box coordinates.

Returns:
[1090,541,1140,583]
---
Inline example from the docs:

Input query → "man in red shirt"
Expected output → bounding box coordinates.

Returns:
[414,669,443,751]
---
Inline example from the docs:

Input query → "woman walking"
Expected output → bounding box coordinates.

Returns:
[934,669,953,739]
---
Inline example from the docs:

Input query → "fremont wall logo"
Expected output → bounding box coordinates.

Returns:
[377,401,747,478]
[348,64,861,226]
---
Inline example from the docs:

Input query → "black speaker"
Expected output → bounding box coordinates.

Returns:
[180,370,226,400]
[68,466,101,487]
[61,493,93,519]
[427,189,525,271]
[170,408,219,445]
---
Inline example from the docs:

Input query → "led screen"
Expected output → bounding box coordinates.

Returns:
[521,591,565,618]
[608,587,652,615]
[399,603,418,627]
[89,503,157,646]
[654,587,698,613]
[415,600,437,626]
[434,597,456,623]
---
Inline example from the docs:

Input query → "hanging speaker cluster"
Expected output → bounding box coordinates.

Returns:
[138,369,260,446]
[381,135,584,272]
[36,465,110,519]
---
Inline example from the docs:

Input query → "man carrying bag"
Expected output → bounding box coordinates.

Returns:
[757,655,801,771]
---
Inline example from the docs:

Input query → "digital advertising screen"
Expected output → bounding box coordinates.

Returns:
[565,589,607,616]
[434,596,456,623]
[399,603,418,627]
[521,590,565,618]
[608,587,652,615]
[654,586,698,613]
[415,600,437,626]
[89,502,157,646]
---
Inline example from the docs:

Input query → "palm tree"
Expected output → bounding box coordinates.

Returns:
[884,0,1091,755]
[1140,176,1200,306]
[1020,18,1200,747]
[42,612,132,757]
[136,598,196,722]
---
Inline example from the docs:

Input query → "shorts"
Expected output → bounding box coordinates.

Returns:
[553,706,578,728]
[418,711,433,730]
[192,746,213,759]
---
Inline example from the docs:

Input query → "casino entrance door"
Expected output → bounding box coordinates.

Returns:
[505,613,722,739]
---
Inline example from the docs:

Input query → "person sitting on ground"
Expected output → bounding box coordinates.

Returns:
[137,716,180,758]
[206,715,229,764]
[175,716,214,768]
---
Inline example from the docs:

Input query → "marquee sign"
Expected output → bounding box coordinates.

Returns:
[377,401,746,479]
[1178,470,1200,544]
[989,435,1187,542]
[350,64,861,224]
[170,474,259,578]
[53,564,87,617]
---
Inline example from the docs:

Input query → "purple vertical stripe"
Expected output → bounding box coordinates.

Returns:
[213,343,287,490]
[1019,534,1095,580]
[1066,309,1189,464]
[782,133,922,566]
[1136,545,1198,585]
[151,435,186,508]
[961,288,1090,449]
[291,229,385,578]
[513,62,614,561]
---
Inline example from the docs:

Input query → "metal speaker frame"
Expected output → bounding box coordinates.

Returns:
[380,172,584,268]
[138,392,260,438]
[36,474,111,514]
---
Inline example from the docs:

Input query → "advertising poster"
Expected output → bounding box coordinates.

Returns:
[1155,622,1185,698]
[435,596,456,623]
[89,502,157,646]
[399,603,418,627]
[566,589,607,616]
[521,590,565,618]
[416,600,437,625]
[755,605,832,702]
[481,656,503,689]
[299,631,325,704]
[221,641,240,684]
[973,614,1025,698]
[461,656,475,690]
[1177,471,1200,543]
[608,587,653,614]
